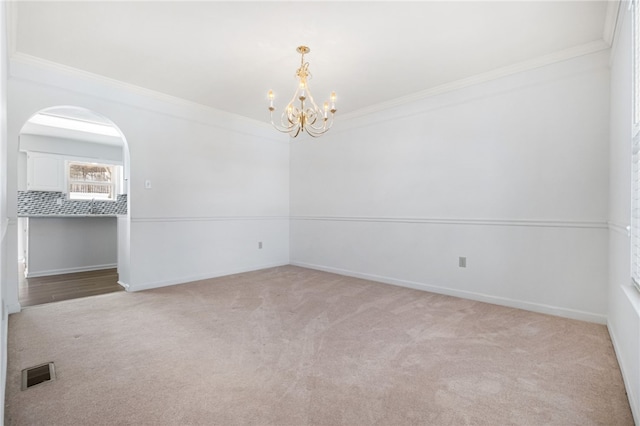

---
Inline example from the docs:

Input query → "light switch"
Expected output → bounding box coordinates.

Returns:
[145,179,152,189]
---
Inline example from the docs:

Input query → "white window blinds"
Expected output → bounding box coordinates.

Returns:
[632,0,640,291]
[67,162,117,201]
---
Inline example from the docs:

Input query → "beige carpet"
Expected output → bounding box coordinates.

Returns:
[4,266,633,425]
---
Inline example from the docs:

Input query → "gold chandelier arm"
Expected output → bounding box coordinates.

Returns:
[304,116,334,137]
[270,105,306,137]
[302,90,335,135]
[267,45,336,138]
[270,110,297,133]
[269,109,334,138]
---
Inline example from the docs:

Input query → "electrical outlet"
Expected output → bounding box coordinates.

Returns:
[459,257,467,268]
[258,242,263,249]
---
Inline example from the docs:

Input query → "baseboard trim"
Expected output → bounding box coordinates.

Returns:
[1,298,8,426]
[117,281,130,291]
[6,302,21,315]
[291,261,607,324]
[126,262,289,292]
[26,264,117,278]
[607,321,640,425]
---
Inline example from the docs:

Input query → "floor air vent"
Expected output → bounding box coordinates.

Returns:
[21,362,55,390]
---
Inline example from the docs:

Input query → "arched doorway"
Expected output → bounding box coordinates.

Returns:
[16,106,130,306]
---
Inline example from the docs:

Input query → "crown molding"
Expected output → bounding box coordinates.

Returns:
[604,0,622,47]
[340,40,610,123]
[8,52,287,143]
[609,0,628,66]
[8,35,608,139]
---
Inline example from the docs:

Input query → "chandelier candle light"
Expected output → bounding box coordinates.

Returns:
[268,46,336,138]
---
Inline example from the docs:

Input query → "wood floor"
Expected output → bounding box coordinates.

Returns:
[19,267,124,307]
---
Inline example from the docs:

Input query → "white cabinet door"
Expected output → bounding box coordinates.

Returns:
[27,153,64,192]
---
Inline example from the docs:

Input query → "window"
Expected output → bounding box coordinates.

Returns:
[635,0,640,129]
[632,0,640,292]
[67,162,118,201]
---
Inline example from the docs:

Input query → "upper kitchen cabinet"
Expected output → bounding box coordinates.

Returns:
[26,152,64,192]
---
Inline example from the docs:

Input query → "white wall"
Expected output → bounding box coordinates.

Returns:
[291,50,610,323]
[608,4,640,423]
[26,217,117,277]
[3,56,290,309]
[19,134,123,163]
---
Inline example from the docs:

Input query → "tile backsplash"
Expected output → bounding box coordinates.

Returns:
[18,191,127,216]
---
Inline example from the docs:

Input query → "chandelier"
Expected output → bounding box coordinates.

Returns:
[268,46,336,138]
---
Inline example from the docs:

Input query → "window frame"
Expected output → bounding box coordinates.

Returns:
[65,160,121,202]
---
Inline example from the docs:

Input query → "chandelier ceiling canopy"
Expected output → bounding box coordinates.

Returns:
[268,46,336,138]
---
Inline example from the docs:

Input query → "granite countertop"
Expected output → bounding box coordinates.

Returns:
[19,214,121,218]
[18,191,127,218]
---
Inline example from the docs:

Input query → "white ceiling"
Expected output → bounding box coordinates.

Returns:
[11,1,612,123]
[21,107,124,146]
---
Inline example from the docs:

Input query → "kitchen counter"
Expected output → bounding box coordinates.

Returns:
[23,216,118,277]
